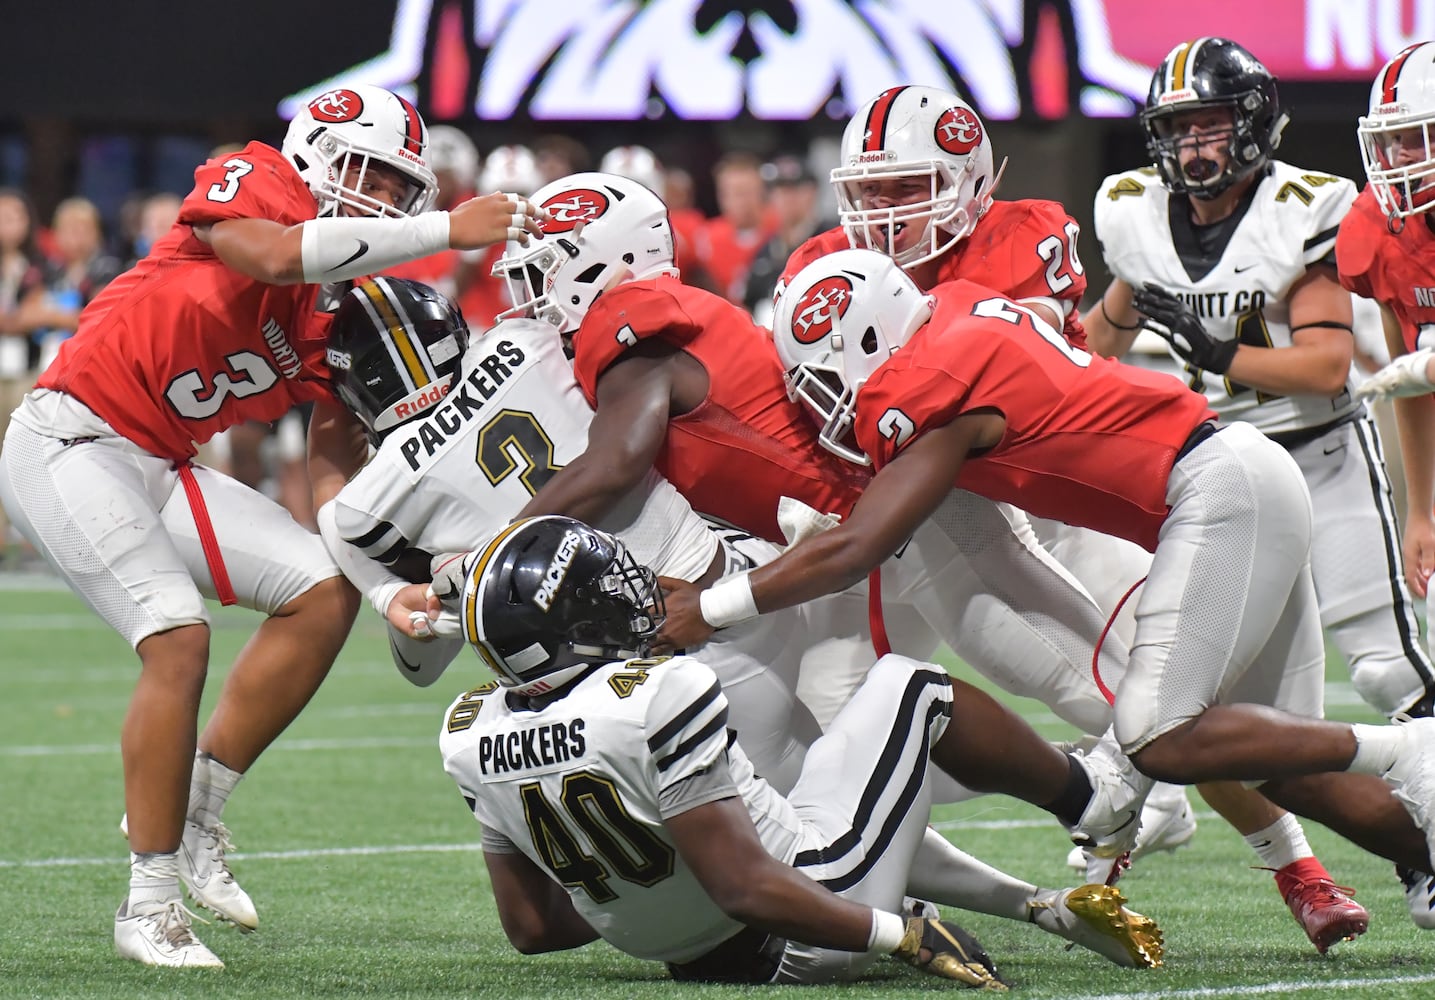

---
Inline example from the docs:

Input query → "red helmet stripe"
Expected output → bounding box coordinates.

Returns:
[1381,43,1423,105]
[863,86,908,152]
[396,95,424,155]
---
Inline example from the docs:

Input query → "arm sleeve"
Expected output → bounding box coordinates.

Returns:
[317,498,407,617]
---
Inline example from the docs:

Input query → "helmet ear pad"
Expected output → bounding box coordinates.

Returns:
[327,277,470,443]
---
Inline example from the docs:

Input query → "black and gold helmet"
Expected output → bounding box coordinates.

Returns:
[460,517,664,697]
[1140,38,1288,200]
[327,276,469,443]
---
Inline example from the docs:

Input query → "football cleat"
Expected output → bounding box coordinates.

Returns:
[180,821,258,931]
[1067,738,1153,860]
[1383,716,1435,879]
[1028,884,1163,968]
[1067,782,1196,875]
[114,897,223,968]
[1273,858,1369,954]
[1398,865,1435,929]
[121,815,258,930]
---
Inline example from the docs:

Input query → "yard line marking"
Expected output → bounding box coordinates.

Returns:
[1054,975,1435,1000]
[3,841,484,868]
[0,735,434,757]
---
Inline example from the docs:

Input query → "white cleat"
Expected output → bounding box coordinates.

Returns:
[121,814,258,931]
[180,820,258,931]
[1067,783,1196,873]
[1067,737,1153,860]
[1028,884,1163,968]
[1383,717,1435,870]
[1399,865,1435,929]
[114,898,224,968]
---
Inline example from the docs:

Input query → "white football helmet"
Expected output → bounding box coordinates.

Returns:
[478,145,542,197]
[425,125,480,192]
[599,145,664,194]
[493,172,677,333]
[772,248,933,465]
[832,85,1002,269]
[281,84,438,218]
[1359,42,1435,220]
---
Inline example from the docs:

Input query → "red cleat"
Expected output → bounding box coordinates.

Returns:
[1272,858,1369,955]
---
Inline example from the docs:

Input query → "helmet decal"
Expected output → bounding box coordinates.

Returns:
[308,89,365,124]
[791,275,854,345]
[860,85,908,154]
[933,107,983,155]
[394,94,425,155]
[539,188,611,234]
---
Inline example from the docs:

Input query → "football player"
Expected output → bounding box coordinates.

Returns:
[784,84,1337,926]
[321,275,1157,967]
[1084,37,1433,935]
[1336,38,1435,927]
[0,84,542,967]
[442,515,1162,983]
[663,248,1435,929]
[318,275,821,794]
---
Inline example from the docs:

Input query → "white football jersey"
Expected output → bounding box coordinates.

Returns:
[440,656,801,964]
[1095,160,1361,435]
[331,317,716,582]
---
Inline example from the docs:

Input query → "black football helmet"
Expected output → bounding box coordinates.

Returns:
[328,276,470,442]
[1139,38,1288,199]
[459,517,664,696]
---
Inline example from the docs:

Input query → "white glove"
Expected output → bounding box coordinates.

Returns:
[428,550,474,607]
[1355,348,1435,401]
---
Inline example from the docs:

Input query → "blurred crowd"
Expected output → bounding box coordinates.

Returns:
[0,129,836,562]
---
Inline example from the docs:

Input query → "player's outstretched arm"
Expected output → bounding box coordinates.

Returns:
[656,414,997,650]
[1081,280,1142,359]
[485,850,601,954]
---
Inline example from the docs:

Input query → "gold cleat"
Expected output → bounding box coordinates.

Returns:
[1060,884,1164,969]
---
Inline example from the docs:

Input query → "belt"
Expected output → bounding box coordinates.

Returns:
[1175,419,1221,463]
[1263,410,1360,451]
[667,925,785,984]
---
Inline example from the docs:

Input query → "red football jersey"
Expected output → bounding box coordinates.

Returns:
[37,141,334,462]
[782,200,1089,348]
[1337,185,1435,353]
[854,281,1213,552]
[570,276,870,542]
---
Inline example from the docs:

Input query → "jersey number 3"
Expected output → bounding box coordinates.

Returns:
[165,350,280,420]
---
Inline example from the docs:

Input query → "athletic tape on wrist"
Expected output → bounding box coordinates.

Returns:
[869,909,906,953]
[698,573,758,628]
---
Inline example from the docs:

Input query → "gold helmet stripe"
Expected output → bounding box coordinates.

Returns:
[461,518,536,648]
[356,277,431,390]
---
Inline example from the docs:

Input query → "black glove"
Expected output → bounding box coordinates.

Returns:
[1132,282,1238,374]
[892,917,1008,989]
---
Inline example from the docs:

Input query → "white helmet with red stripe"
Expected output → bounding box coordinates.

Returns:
[771,248,934,465]
[832,85,1001,269]
[282,84,438,218]
[1359,42,1435,220]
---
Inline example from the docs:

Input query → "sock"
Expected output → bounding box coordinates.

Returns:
[128,851,181,909]
[1244,813,1312,870]
[1348,724,1404,776]
[189,751,244,827]
[904,827,1038,921]
[1046,753,1094,828]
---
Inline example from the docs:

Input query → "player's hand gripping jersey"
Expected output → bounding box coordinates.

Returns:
[36,142,335,461]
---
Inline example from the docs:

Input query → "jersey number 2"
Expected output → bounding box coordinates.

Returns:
[1036,221,1084,295]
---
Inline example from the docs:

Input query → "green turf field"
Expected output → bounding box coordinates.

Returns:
[2,579,1433,998]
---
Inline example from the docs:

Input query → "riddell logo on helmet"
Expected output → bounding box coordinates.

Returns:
[1158,88,1199,105]
[396,148,427,166]
[540,189,610,234]
[933,107,982,154]
[792,276,854,344]
[1374,101,1410,116]
[850,151,896,164]
[390,381,451,421]
[309,89,365,123]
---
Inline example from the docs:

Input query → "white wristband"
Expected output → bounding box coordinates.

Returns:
[370,579,406,620]
[300,211,452,283]
[869,909,906,953]
[698,573,758,628]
